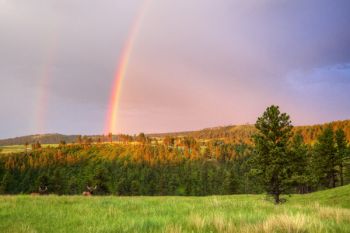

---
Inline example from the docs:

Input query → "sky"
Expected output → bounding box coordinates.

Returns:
[0,0,350,138]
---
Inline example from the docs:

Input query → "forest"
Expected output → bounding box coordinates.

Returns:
[0,107,349,199]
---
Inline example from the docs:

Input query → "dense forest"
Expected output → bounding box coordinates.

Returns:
[0,107,349,197]
[0,143,258,195]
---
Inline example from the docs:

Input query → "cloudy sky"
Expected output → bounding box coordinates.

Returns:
[0,0,350,138]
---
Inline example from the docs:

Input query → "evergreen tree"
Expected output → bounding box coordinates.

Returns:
[313,127,337,188]
[137,133,147,144]
[0,171,14,194]
[117,178,129,195]
[130,180,140,195]
[335,128,348,186]
[108,133,113,143]
[252,105,293,204]
[51,169,64,195]
[223,168,238,194]
[67,176,79,195]
[92,166,111,195]
[289,132,310,193]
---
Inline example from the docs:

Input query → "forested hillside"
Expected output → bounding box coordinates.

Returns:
[1,120,350,146]
[152,119,350,144]
[1,107,349,197]
[0,127,349,196]
[0,134,78,146]
[0,142,260,195]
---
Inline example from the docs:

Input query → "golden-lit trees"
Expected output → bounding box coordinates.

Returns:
[108,133,113,143]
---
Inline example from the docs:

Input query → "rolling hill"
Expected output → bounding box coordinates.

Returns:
[1,119,349,146]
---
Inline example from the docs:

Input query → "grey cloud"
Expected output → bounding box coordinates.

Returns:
[1,0,350,137]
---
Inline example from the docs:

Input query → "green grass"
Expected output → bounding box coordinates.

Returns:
[289,184,350,209]
[0,145,28,154]
[0,144,58,154]
[0,186,349,233]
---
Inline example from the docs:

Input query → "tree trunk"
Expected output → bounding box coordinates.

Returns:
[340,164,344,186]
[274,192,280,204]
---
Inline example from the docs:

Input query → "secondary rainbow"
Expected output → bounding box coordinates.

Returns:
[35,32,58,134]
[105,0,151,134]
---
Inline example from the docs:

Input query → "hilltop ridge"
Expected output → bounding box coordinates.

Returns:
[1,119,349,146]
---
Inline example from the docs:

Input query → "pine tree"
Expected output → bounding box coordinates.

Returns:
[289,132,310,193]
[252,105,293,204]
[313,127,337,188]
[223,167,238,194]
[92,166,111,195]
[51,169,64,195]
[130,180,140,195]
[0,172,14,194]
[335,128,348,186]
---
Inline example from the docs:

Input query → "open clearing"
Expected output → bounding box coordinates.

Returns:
[0,185,349,233]
[0,144,58,154]
[0,145,28,154]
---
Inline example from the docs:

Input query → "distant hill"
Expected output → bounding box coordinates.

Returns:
[1,120,349,146]
[0,134,78,146]
[149,124,256,143]
[150,119,350,144]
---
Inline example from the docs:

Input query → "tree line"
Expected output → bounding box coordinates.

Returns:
[0,106,349,200]
[2,120,350,147]
[251,105,349,203]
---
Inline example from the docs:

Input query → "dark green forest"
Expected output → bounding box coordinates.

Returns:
[0,142,259,195]
[0,107,349,197]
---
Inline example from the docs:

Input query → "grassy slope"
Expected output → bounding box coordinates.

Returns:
[0,145,27,154]
[288,185,350,209]
[0,144,58,154]
[0,186,349,233]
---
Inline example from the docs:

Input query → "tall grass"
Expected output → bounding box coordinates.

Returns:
[0,186,349,233]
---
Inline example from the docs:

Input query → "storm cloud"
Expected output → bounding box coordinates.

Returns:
[1,0,350,138]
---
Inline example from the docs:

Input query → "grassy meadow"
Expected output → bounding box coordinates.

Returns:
[0,145,29,154]
[0,186,349,233]
[0,144,58,154]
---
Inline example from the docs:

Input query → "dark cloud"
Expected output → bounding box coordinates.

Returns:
[1,0,350,137]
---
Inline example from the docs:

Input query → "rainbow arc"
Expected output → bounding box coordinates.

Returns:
[105,0,152,134]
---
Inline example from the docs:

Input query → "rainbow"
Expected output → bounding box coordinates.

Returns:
[35,33,57,134]
[36,65,51,134]
[105,0,152,134]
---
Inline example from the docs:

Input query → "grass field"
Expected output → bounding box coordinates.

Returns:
[0,145,29,154]
[0,144,58,154]
[0,186,349,233]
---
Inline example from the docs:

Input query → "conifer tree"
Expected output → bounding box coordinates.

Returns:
[335,128,348,186]
[252,105,293,204]
[313,127,337,188]
[289,132,310,193]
